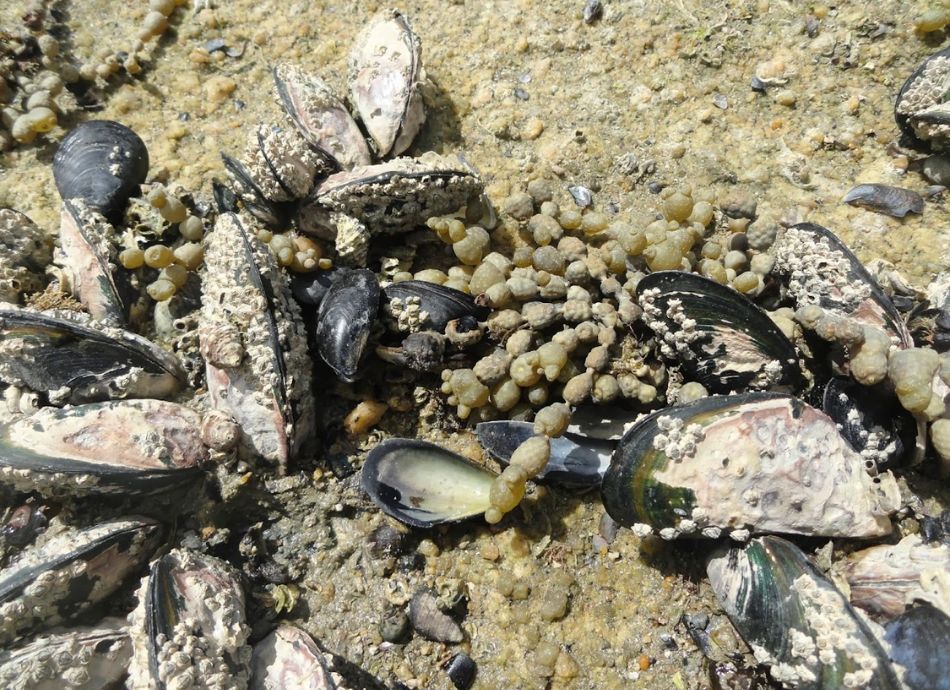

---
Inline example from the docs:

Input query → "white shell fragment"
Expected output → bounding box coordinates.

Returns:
[0,400,206,495]
[273,63,371,170]
[250,624,342,690]
[602,393,900,540]
[0,517,163,645]
[0,619,131,690]
[199,213,315,467]
[349,8,426,157]
[128,549,251,690]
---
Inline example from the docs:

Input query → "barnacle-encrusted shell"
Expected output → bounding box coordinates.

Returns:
[250,624,343,690]
[895,46,950,152]
[235,123,324,203]
[127,549,251,690]
[601,393,899,540]
[52,120,149,224]
[382,280,490,333]
[0,518,162,644]
[0,306,185,405]
[771,223,912,346]
[199,212,315,466]
[637,271,802,393]
[0,400,206,495]
[300,152,483,238]
[707,536,901,689]
[0,619,131,690]
[0,209,51,305]
[56,199,127,327]
[273,63,371,170]
[348,8,425,158]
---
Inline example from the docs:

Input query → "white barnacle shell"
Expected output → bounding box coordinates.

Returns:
[349,8,426,158]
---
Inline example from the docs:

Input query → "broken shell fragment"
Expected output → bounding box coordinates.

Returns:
[315,267,380,382]
[348,8,426,158]
[200,213,315,466]
[0,306,185,405]
[52,120,149,224]
[601,393,899,540]
[0,619,131,690]
[0,517,163,644]
[273,63,371,170]
[476,420,611,488]
[127,549,251,690]
[883,603,950,690]
[250,624,337,690]
[771,223,912,347]
[707,536,902,689]
[361,438,496,527]
[842,184,924,218]
[637,271,802,393]
[0,400,206,496]
[895,46,950,152]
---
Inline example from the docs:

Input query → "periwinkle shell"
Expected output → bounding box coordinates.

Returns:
[315,268,380,382]
[53,120,149,224]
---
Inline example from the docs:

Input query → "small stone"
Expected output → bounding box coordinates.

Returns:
[409,590,464,643]
[380,609,411,643]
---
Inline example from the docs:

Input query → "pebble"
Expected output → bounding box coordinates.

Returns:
[380,609,411,643]
[408,590,463,643]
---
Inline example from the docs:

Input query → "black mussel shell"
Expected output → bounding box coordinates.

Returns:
[291,267,349,308]
[707,536,902,689]
[315,268,380,382]
[895,47,950,152]
[884,603,950,690]
[822,377,915,471]
[221,153,291,228]
[0,307,185,404]
[637,271,802,393]
[361,438,495,528]
[566,405,641,441]
[53,120,149,224]
[476,420,612,488]
[382,281,490,333]
[776,223,913,346]
[212,180,240,214]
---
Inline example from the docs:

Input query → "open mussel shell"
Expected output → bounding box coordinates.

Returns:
[771,223,912,346]
[601,393,899,540]
[0,517,163,645]
[0,618,131,690]
[637,271,802,393]
[272,63,371,170]
[250,624,337,690]
[361,438,496,528]
[822,377,915,472]
[128,549,251,690]
[0,306,185,405]
[476,420,611,488]
[0,400,206,496]
[315,268,380,382]
[383,280,490,333]
[53,120,149,224]
[348,8,425,158]
[883,603,950,690]
[895,46,950,152]
[840,534,950,620]
[707,536,902,689]
[58,199,129,327]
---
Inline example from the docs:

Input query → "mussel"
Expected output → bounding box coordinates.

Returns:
[53,120,149,224]
[476,420,612,488]
[273,63,371,170]
[707,536,902,689]
[0,517,163,644]
[127,549,251,690]
[314,268,380,382]
[0,400,206,496]
[250,624,337,690]
[883,603,950,690]
[0,306,185,405]
[348,8,425,158]
[895,46,950,152]
[0,619,131,690]
[382,280,490,333]
[637,271,802,393]
[601,393,899,540]
[199,212,315,466]
[361,438,496,527]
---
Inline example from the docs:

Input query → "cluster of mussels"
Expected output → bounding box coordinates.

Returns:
[0,7,949,690]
